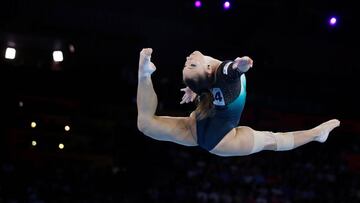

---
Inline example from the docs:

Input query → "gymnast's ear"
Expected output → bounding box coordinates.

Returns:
[205,64,212,72]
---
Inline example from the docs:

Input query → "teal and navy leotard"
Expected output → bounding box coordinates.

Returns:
[196,60,247,151]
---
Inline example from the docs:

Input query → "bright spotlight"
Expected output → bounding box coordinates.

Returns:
[194,0,202,8]
[5,47,16,59]
[58,143,64,149]
[223,1,231,10]
[329,17,337,26]
[64,125,70,132]
[31,121,37,128]
[32,140,37,147]
[53,51,63,62]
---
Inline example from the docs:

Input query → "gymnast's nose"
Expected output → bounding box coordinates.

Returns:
[192,51,200,55]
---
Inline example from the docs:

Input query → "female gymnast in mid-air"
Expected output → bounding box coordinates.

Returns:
[137,48,340,157]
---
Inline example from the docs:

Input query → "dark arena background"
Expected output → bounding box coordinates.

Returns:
[1,0,360,202]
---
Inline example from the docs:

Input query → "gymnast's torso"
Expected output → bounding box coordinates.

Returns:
[196,60,247,151]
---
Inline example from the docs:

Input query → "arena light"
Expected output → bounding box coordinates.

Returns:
[64,125,70,132]
[5,47,16,59]
[223,1,231,10]
[58,143,64,149]
[69,44,75,53]
[31,121,37,128]
[329,17,337,26]
[53,50,63,62]
[194,0,202,8]
[32,140,37,147]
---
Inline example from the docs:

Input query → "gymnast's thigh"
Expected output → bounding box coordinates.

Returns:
[210,126,255,156]
[149,114,198,146]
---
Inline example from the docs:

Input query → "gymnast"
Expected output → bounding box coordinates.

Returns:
[136,48,340,157]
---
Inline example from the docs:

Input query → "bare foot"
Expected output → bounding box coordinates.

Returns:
[314,119,341,143]
[139,48,156,78]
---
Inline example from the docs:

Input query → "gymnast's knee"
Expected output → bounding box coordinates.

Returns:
[137,115,154,134]
[250,131,294,153]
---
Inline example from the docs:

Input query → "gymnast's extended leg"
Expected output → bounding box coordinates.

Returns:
[210,119,340,156]
[136,48,197,146]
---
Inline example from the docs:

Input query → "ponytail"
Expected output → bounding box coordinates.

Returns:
[194,91,214,120]
[184,74,215,120]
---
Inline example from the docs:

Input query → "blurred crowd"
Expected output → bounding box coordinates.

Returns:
[1,132,359,203]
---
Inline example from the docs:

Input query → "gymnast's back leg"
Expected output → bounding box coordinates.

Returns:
[136,48,197,146]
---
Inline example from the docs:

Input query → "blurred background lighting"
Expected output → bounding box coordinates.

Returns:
[53,51,63,62]
[223,1,231,10]
[5,47,16,59]
[31,140,37,147]
[329,17,337,26]
[65,125,70,132]
[194,0,202,8]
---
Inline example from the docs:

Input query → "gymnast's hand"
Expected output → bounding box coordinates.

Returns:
[180,87,197,104]
[233,56,253,73]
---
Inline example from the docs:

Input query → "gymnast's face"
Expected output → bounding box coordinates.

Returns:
[182,51,210,81]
